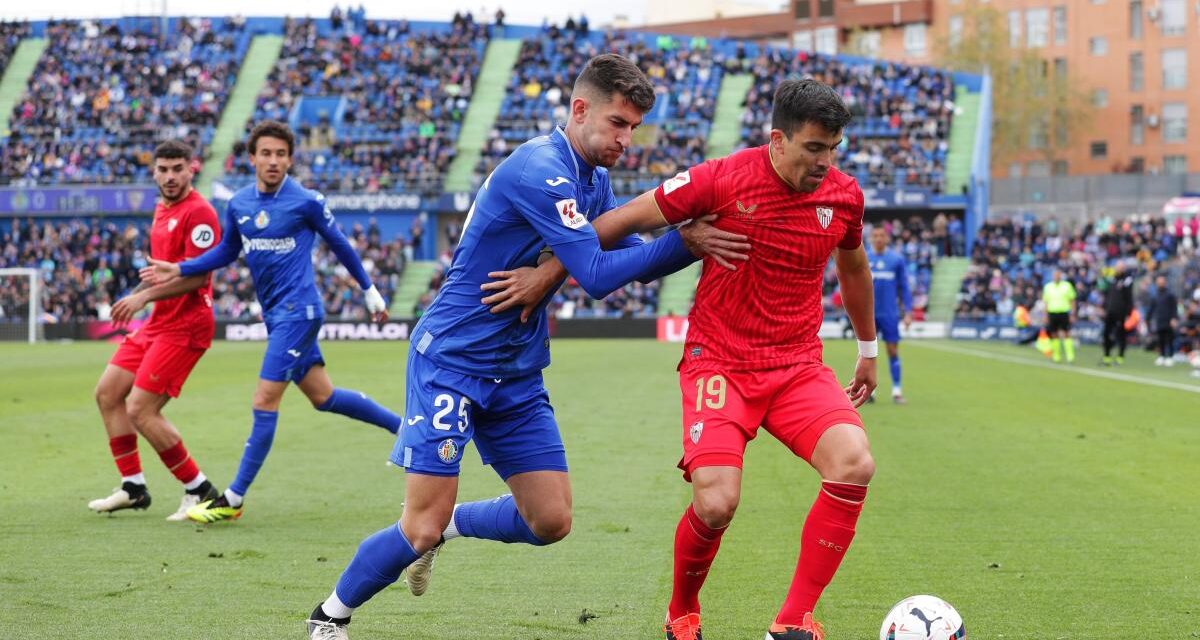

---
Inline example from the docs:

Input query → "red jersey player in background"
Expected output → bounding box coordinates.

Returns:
[482,78,877,640]
[88,140,224,521]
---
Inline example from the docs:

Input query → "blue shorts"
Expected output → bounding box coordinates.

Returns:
[390,351,567,478]
[260,317,325,383]
[875,315,901,344]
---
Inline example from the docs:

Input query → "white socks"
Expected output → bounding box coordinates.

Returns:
[224,489,244,507]
[321,590,355,619]
[442,504,462,541]
[122,473,146,486]
[183,472,207,491]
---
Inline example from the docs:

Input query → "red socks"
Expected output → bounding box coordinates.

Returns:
[157,441,201,485]
[108,435,142,478]
[775,481,868,625]
[668,504,728,619]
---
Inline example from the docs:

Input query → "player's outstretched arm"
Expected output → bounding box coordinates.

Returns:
[156,208,243,280]
[111,275,210,326]
[835,243,878,407]
[305,197,389,322]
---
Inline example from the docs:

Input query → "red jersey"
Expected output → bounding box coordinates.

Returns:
[143,188,221,349]
[653,145,864,370]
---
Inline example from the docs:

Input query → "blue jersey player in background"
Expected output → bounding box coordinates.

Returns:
[304,55,749,639]
[142,121,402,522]
[867,225,913,404]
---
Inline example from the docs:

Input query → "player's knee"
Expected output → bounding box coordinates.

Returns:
[125,396,159,427]
[94,383,123,412]
[693,491,739,529]
[307,388,333,410]
[403,518,449,553]
[828,448,875,485]
[527,510,572,544]
[252,389,281,411]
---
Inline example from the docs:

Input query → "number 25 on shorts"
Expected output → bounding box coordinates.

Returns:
[695,375,727,411]
[432,393,471,432]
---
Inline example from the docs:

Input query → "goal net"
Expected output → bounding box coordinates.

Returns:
[0,268,43,343]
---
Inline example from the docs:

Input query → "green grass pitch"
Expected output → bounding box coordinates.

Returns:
[2,339,1197,638]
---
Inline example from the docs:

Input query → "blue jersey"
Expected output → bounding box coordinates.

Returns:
[413,128,694,378]
[868,248,912,318]
[180,176,371,322]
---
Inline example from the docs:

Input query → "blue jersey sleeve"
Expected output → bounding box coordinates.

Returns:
[179,207,243,277]
[594,184,697,282]
[896,255,913,313]
[305,194,372,290]
[508,169,691,299]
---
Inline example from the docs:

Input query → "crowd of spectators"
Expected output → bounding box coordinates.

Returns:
[222,12,486,196]
[0,21,30,75]
[476,24,723,196]
[1,18,249,186]
[738,50,955,194]
[0,216,408,323]
[957,214,1200,364]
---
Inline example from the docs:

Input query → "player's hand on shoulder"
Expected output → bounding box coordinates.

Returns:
[678,214,751,271]
[140,258,181,285]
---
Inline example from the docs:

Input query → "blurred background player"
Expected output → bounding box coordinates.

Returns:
[1100,262,1134,366]
[1148,274,1179,366]
[867,225,912,403]
[1042,269,1076,363]
[142,121,398,523]
[88,140,222,521]
[302,54,746,640]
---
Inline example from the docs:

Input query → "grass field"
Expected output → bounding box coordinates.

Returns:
[2,338,1198,639]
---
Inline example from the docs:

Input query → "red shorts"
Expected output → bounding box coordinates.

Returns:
[109,331,206,398]
[678,360,864,480]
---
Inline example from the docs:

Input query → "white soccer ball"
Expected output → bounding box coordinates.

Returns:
[879,594,967,640]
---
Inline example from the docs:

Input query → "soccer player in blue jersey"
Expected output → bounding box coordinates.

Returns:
[303,54,749,639]
[867,225,912,404]
[141,121,403,523]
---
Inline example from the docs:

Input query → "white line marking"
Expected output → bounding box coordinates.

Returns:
[912,342,1200,395]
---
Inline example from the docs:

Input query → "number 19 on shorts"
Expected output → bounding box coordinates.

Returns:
[695,375,727,411]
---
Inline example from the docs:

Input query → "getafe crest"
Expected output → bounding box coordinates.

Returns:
[255,210,270,229]
[438,438,459,463]
[816,207,833,229]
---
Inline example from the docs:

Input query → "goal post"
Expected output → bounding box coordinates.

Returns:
[0,268,42,344]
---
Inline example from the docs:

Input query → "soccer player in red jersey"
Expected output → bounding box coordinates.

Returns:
[485,78,876,640]
[88,140,224,521]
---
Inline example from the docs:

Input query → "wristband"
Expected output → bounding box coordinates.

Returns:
[857,339,878,359]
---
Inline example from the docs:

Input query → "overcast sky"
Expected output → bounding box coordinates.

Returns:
[1,0,664,28]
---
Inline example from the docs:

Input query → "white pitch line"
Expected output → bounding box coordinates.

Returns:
[912,341,1200,395]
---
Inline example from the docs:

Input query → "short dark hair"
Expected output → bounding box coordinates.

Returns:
[153,139,194,161]
[771,79,852,138]
[572,53,656,114]
[248,120,295,156]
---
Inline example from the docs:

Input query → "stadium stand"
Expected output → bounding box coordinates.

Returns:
[0,217,407,322]
[737,50,955,195]
[0,21,30,74]
[475,24,725,196]
[956,216,1200,358]
[1,18,250,185]
[221,12,488,196]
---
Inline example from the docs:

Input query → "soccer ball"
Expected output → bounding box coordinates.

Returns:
[879,594,967,640]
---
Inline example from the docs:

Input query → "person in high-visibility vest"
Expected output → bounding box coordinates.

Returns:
[1042,270,1077,363]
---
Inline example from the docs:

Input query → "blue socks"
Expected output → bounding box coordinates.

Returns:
[229,409,278,497]
[889,356,902,387]
[453,495,546,546]
[318,388,401,434]
[334,522,420,608]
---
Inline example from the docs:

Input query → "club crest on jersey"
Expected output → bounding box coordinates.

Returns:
[816,207,834,229]
[254,210,270,229]
[167,218,179,232]
[662,170,692,195]
[555,198,588,230]
[190,223,215,248]
[689,420,704,444]
[437,439,459,464]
